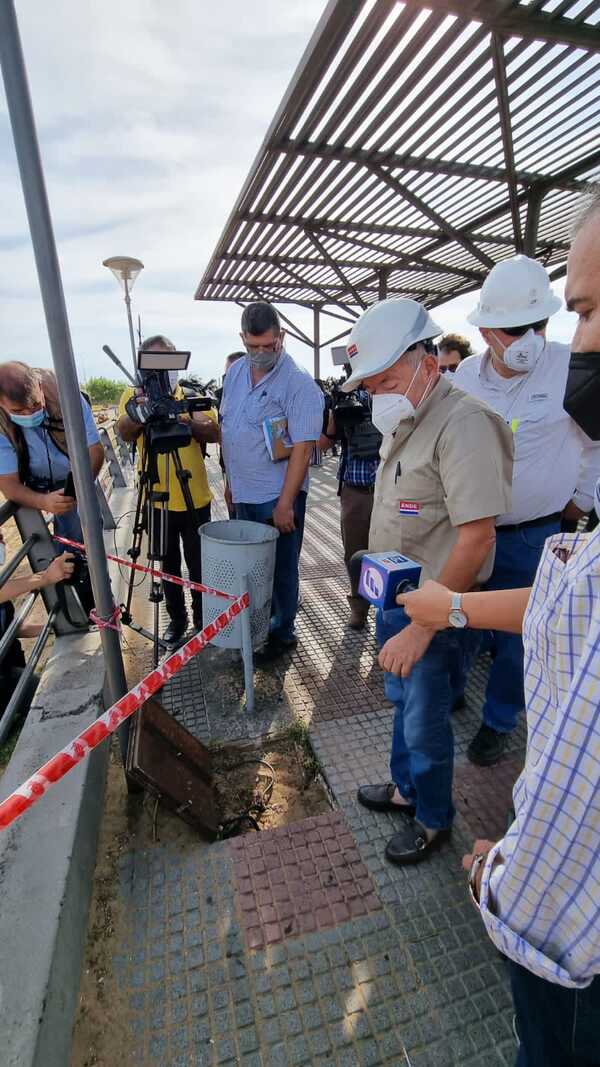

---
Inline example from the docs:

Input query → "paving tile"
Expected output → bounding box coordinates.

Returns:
[231,811,382,949]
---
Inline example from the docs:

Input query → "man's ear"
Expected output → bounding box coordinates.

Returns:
[239,332,246,346]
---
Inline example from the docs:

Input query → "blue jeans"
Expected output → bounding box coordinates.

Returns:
[481,519,560,733]
[235,492,306,643]
[376,607,480,829]
[511,962,600,1066]
[54,507,84,544]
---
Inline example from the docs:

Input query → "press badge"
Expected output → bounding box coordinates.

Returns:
[398,500,421,516]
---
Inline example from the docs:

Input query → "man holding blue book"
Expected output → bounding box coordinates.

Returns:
[220,301,323,662]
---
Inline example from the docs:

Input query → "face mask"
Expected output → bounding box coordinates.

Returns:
[9,408,46,428]
[0,542,5,567]
[370,363,425,435]
[168,371,178,390]
[246,347,279,372]
[491,328,544,373]
[563,351,600,440]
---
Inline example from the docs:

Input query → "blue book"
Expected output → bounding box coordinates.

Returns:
[262,416,293,461]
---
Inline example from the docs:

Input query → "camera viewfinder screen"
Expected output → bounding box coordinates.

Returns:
[137,350,191,371]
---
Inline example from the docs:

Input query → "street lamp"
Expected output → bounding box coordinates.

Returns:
[102,255,144,373]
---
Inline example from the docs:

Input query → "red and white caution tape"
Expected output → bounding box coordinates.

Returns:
[53,534,236,600]
[0,592,249,831]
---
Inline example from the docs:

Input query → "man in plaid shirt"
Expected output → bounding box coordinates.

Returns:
[397,195,600,1066]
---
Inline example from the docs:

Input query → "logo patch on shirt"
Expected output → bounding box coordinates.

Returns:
[347,343,358,358]
[398,500,421,515]
[528,392,549,403]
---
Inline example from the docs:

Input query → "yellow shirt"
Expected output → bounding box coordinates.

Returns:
[117,386,217,511]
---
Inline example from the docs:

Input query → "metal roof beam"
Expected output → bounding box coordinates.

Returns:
[206,276,452,299]
[275,137,593,193]
[222,250,481,283]
[304,229,368,309]
[490,32,523,251]
[369,163,497,269]
[237,210,571,250]
[404,0,600,53]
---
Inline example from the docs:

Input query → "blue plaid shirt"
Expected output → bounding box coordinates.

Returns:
[479,527,600,988]
[338,390,379,488]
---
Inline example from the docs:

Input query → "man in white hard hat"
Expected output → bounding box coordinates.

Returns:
[348,298,513,865]
[455,255,600,767]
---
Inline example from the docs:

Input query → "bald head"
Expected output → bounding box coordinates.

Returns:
[0,362,43,415]
[566,200,600,351]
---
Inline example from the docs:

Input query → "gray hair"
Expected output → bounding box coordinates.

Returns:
[401,342,431,369]
[572,187,600,236]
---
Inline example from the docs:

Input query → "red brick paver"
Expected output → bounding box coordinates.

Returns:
[230,811,382,950]
[454,756,524,841]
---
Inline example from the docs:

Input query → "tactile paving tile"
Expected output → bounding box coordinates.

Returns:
[231,812,382,951]
[453,756,524,841]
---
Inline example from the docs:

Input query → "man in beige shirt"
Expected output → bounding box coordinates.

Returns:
[342,298,513,865]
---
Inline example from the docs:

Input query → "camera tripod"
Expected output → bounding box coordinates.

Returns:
[121,431,202,667]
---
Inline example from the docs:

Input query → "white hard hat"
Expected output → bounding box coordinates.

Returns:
[467,255,562,328]
[342,298,443,391]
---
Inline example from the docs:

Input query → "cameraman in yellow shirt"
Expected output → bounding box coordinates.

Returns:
[116,335,219,644]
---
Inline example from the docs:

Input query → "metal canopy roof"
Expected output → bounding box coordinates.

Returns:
[196,0,600,324]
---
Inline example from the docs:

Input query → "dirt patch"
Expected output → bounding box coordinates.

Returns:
[212,727,331,834]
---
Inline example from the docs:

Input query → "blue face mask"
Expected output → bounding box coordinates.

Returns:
[9,408,46,428]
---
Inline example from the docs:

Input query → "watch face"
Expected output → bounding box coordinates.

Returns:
[448,609,468,628]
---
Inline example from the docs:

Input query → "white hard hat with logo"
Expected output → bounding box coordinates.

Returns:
[342,298,443,392]
[467,255,562,328]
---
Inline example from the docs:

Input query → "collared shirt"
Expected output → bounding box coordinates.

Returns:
[117,386,216,511]
[369,376,513,583]
[0,396,99,483]
[220,352,323,505]
[479,527,600,988]
[339,389,379,488]
[455,343,600,523]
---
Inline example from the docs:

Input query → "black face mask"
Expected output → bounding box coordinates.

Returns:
[563,351,600,440]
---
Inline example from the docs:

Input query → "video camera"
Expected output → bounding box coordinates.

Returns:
[125,350,215,454]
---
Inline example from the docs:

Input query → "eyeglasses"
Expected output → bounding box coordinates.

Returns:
[439,364,459,374]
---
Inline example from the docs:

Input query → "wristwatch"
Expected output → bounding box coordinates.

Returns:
[448,592,468,628]
[468,852,485,907]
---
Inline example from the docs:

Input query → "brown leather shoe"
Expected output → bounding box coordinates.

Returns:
[347,595,369,630]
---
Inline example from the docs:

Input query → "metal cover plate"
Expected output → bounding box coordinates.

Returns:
[126,697,220,839]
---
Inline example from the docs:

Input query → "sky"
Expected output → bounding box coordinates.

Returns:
[0,1,579,389]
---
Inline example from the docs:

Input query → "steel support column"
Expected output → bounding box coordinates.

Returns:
[524,186,545,257]
[313,306,321,379]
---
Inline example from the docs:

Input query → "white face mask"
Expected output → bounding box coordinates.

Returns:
[370,363,429,435]
[168,370,179,390]
[491,328,544,373]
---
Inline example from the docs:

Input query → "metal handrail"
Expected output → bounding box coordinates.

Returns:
[0,605,57,745]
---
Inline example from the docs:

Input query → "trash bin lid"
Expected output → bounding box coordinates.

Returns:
[199,519,279,545]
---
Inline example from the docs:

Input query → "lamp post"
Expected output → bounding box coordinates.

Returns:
[102,256,144,373]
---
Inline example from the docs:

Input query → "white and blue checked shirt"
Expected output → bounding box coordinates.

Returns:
[479,527,600,988]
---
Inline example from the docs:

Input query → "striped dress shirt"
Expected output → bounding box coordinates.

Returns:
[479,526,600,988]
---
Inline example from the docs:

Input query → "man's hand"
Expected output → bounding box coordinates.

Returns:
[378,622,435,678]
[44,489,76,515]
[273,498,295,534]
[397,579,453,631]
[462,839,496,902]
[43,552,75,586]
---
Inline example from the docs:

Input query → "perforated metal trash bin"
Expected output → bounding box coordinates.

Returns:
[199,520,279,650]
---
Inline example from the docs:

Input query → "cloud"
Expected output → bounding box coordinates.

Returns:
[0,1,579,388]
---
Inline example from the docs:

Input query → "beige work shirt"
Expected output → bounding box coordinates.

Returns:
[369,375,513,584]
